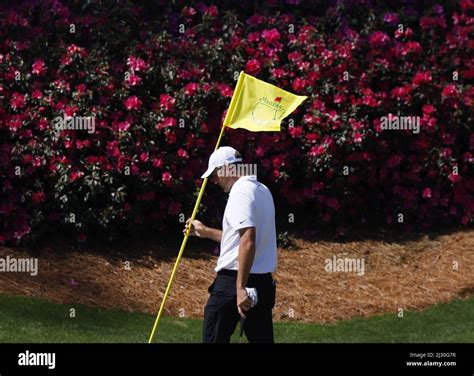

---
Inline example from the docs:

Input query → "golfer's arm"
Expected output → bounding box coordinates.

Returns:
[203,227,222,243]
[236,227,256,289]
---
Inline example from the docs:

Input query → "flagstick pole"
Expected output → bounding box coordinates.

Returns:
[148,124,226,343]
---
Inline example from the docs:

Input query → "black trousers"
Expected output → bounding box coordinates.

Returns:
[203,269,276,343]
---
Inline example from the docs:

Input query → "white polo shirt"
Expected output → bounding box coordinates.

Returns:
[216,175,277,274]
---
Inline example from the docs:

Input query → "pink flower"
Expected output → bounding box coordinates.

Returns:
[326,198,340,210]
[32,156,42,167]
[177,149,189,159]
[373,118,382,132]
[124,73,142,87]
[32,89,42,99]
[271,68,286,79]
[412,71,432,86]
[156,117,176,129]
[292,77,308,93]
[32,191,45,204]
[64,105,78,116]
[307,70,320,83]
[204,5,218,17]
[248,14,265,26]
[117,121,131,132]
[262,28,280,43]
[106,141,121,158]
[383,12,399,25]
[160,94,176,111]
[422,104,436,114]
[353,132,363,143]
[395,27,413,39]
[127,56,148,72]
[162,172,172,185]
[215,83,233,98]
[420,16,447,30]
[334,94,344,104]
[183,6,196,17]
[67,44,82,55]
[442,84,457,98]
[391,85,412,99]
[140,152,149,162]
[323,135,334,147]
[361,89,377,107]
[288,51,303,62]
[401,41,423,56]
[76,140,90,149]
[245,59,261,75]
[32,59,46,75]
[70,171,84,182]
[76,84,86,93]
[422,188,432,199]
[368,31,390,46]
[309,145,325,157]
[52,80,70,92]
[14,223,31,240]
[247,32,260,43]
[152,158,163,168]
[60,54,72,66]
[123,96,142,110]
[306,133,319,143]
[289,126,303,138]
[184,82,199,96]
[166,132,176,144]
[10,93,25,109]
[362,95,377,107]
[460,0,474,11]
[448,172,460,183]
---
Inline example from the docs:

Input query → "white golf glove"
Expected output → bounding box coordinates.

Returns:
[245,287,258,308]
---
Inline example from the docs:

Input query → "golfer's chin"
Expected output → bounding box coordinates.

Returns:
[219,182,232,193]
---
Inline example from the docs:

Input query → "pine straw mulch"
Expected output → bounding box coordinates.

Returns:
[0,229,473,323]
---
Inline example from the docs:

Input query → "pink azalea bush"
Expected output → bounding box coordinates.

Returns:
[0,0,473,244]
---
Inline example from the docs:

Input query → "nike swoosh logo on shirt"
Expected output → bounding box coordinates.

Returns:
[239,220,246,224]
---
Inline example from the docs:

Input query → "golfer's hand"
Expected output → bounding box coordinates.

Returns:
[184,218,207,238]
[237,288,252,319]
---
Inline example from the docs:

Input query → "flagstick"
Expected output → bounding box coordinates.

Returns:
[148,124,226,343]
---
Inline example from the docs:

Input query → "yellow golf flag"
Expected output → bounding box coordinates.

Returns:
[223,71,307,132]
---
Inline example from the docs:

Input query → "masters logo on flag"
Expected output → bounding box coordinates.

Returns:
[223,71,307,132]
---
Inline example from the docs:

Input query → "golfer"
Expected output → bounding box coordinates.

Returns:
[184,146,277,343]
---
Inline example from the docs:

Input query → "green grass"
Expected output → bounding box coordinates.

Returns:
[0,293,473,343]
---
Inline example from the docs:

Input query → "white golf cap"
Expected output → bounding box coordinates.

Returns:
[201,146,242,179]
